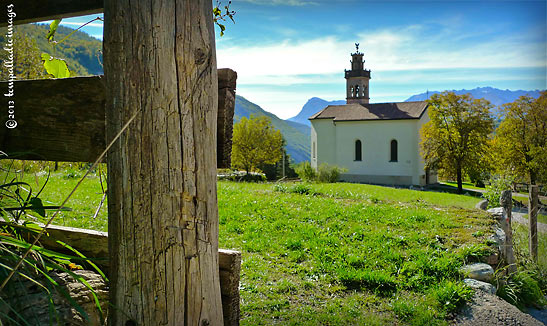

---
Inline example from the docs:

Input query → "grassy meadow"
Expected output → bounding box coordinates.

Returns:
[3,166,546,324]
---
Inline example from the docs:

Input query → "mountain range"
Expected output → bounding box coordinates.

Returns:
[8,24,543,164]
[405,87,542,107]
[287,97,345,126]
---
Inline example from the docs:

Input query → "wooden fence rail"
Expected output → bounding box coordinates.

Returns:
[0,69,236,167]
[1,221,241,326]
[0,0,103,27]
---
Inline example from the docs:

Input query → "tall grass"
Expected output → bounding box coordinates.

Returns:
[0,160,106,325]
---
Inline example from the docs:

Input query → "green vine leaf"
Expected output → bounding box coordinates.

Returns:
[218,23,226,36]
[46,19,62,42]
[213,0,235,37]
[41,53,70,78]
[29,197,46,217]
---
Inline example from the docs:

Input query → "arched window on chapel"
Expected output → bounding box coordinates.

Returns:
[355,140,362,161]
[390,139,398,162]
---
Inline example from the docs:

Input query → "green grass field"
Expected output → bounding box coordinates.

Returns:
[218,181,493,325]
[1,167,109,231]
[5,167,545,325]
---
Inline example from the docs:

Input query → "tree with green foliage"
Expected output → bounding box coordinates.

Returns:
[0,32,45,80]
[420,92,494,193]
[232,115,283,174]
[493,92,547,185]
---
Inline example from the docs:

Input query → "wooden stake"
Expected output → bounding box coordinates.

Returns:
[500,190,516,273]
[529,185,539,262]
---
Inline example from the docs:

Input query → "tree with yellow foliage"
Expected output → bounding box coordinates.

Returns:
[420,92,494,193]
[494,92,547,185]
[232,115,284,175]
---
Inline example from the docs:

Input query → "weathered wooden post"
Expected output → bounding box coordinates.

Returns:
[529,185,539,262]
[500,190,516,273]
[104,1,223,325]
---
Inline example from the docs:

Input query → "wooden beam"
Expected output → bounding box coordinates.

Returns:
[0,76,106,162]
[0,0,103,28]
[0,221,241,326]
[1,221,239,273]
[0,70,235,165]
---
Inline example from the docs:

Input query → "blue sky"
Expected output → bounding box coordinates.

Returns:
[47,0,546,119]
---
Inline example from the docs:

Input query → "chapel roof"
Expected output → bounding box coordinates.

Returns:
[309,101,428,121]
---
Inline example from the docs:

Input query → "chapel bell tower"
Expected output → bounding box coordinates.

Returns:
[345,43,371,104]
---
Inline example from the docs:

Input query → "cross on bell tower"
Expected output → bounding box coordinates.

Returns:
[345,43,371,104]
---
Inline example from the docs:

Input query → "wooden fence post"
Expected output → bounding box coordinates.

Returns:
[529,185,538,262]
[103,1,223,325]
[500,190,516,273]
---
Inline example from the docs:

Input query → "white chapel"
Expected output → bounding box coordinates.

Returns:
[309,44,437,186]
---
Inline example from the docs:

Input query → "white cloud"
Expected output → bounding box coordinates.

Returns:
[218,25,545,117]
[238,0,318,6]
[217,25,545,89]
[43,20,104,28]
[60,21,104,27]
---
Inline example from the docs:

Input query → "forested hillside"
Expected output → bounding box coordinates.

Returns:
[0,23,102,76]
[235,96,310,163]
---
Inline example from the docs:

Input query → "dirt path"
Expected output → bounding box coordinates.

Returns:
[452,291,544,325]
[512,211,547,233]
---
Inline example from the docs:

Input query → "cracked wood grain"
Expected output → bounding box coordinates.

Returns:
[104,1,223,325]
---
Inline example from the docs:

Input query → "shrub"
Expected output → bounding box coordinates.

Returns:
[273,184,288,193]
[295,162,346,183]
[295,161,316,182]
[273,183,316,195]
[63,168,82,179]
[317,163,346,183]
[288,183,314,195]
[497,270,547,309]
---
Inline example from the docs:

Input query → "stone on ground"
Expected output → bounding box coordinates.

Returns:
[463,278,496,295]
[461,263,495,282]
